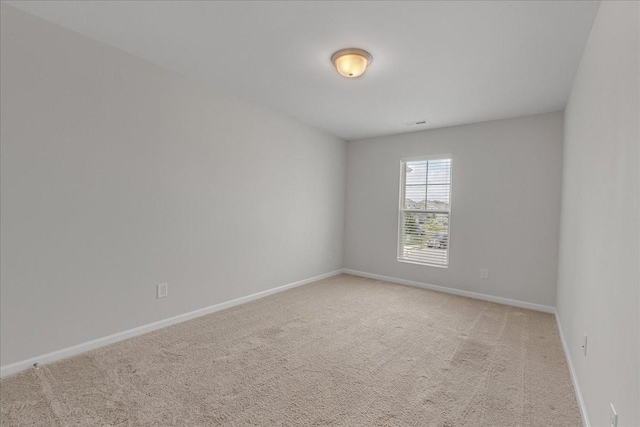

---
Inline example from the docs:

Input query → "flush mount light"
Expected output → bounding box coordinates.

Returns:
[331,48,372,78]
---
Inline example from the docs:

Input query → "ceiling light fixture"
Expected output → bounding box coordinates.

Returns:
[331,48,372,78]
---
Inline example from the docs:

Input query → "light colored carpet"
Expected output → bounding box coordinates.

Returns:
[1,274,581,426]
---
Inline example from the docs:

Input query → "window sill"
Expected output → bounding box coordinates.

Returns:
[397,258,449,269]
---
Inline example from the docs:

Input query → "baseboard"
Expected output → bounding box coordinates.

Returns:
[0,269,343,378]
[342,269,556,313]
[555,312,590,427]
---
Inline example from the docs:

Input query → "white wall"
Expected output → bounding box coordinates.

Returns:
[0,5,346,366]
[556,2,640,426]
[344,112,564,307]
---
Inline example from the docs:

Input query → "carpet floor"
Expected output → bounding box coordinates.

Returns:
[1,274,581,426]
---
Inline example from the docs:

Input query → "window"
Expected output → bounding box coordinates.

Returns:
[398,157,452,267]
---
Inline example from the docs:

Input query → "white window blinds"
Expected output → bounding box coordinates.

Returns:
[398,158,452,267]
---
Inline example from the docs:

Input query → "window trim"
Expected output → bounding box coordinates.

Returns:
[397,155,453,268]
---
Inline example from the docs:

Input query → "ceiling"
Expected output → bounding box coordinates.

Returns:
[5,1,600,140]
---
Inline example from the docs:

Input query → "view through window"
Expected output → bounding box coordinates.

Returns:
[398,158,452,267]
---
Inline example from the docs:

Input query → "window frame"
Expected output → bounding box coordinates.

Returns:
[397,155,453,268]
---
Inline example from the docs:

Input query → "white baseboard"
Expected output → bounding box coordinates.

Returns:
[342,269,556,313]
[555,312,590,427]
[0,269,343,378]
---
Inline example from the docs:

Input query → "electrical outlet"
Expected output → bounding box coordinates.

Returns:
[610,403,618,427]
[157,283,168,299]
[582,333,588,356]
[480,269,489,279]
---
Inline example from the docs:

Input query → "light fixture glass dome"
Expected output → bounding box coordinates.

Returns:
[331,48,372,78]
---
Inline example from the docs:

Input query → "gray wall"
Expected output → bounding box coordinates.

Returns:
[556,2,640,426]
[0,6,346,365]
[344,112,564,307]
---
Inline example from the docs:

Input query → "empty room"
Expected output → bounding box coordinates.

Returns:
[0,1,638,426]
